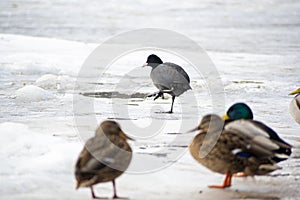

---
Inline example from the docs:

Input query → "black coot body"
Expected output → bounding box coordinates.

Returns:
[144,54,191,113]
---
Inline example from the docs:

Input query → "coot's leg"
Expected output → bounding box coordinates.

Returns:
[147,91,162,99]
[154,92,163,101]
[146,92,158,98]
[168,96,175,113]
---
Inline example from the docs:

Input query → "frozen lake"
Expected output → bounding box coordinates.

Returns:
[1,0,300,199]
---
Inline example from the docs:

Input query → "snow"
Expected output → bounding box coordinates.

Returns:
[0,122,83,199]
[0,34,96,76]
[15,85,55,102]
[35,74,75,91]
[1,0,300,199]
[1,34,299,200]
[1,120,299,200]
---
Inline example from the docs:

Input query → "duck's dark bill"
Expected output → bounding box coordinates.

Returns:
[119,131,135,141]
[187,127,198,133]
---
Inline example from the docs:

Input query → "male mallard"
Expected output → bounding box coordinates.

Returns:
[223,102,291,163]
[289,88,300,124]
[75,120,133,199]
[189,112,292,188]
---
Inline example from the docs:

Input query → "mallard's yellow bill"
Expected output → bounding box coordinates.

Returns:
[222,114,229,120]
[289,88,300,95]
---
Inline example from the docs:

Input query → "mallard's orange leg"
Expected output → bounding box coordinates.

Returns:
[225,173,232,186]
[209,172,232,189]
[233,172,247,177]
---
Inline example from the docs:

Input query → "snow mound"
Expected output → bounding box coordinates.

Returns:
[0,122,82,197]
[35,74,75,90]
[15,85,55,102]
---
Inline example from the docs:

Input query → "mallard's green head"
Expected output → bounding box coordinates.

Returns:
[222,103,253,120]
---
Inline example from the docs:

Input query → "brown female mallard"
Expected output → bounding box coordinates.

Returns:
[289,88,300,124]
[189,113,291,188]
[75,120,133,199]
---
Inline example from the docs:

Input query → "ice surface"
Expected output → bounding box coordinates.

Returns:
[0,33,299,200]
[1,0,300,199]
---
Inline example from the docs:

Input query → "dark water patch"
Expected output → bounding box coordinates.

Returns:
[89,82,105,85]
[138,144,188,149]
[107,117,138,120]
[233,80,264,84]
[130,99,144,102]
[166,132,183,135]
[137,152,168,158]
[80,91,147,99]
[268,173,291,177]
[127,103,139,106]
[165,145,188,148]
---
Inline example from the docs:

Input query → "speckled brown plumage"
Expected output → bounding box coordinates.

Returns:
[189,114,291,188]
[75,120,132,199]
